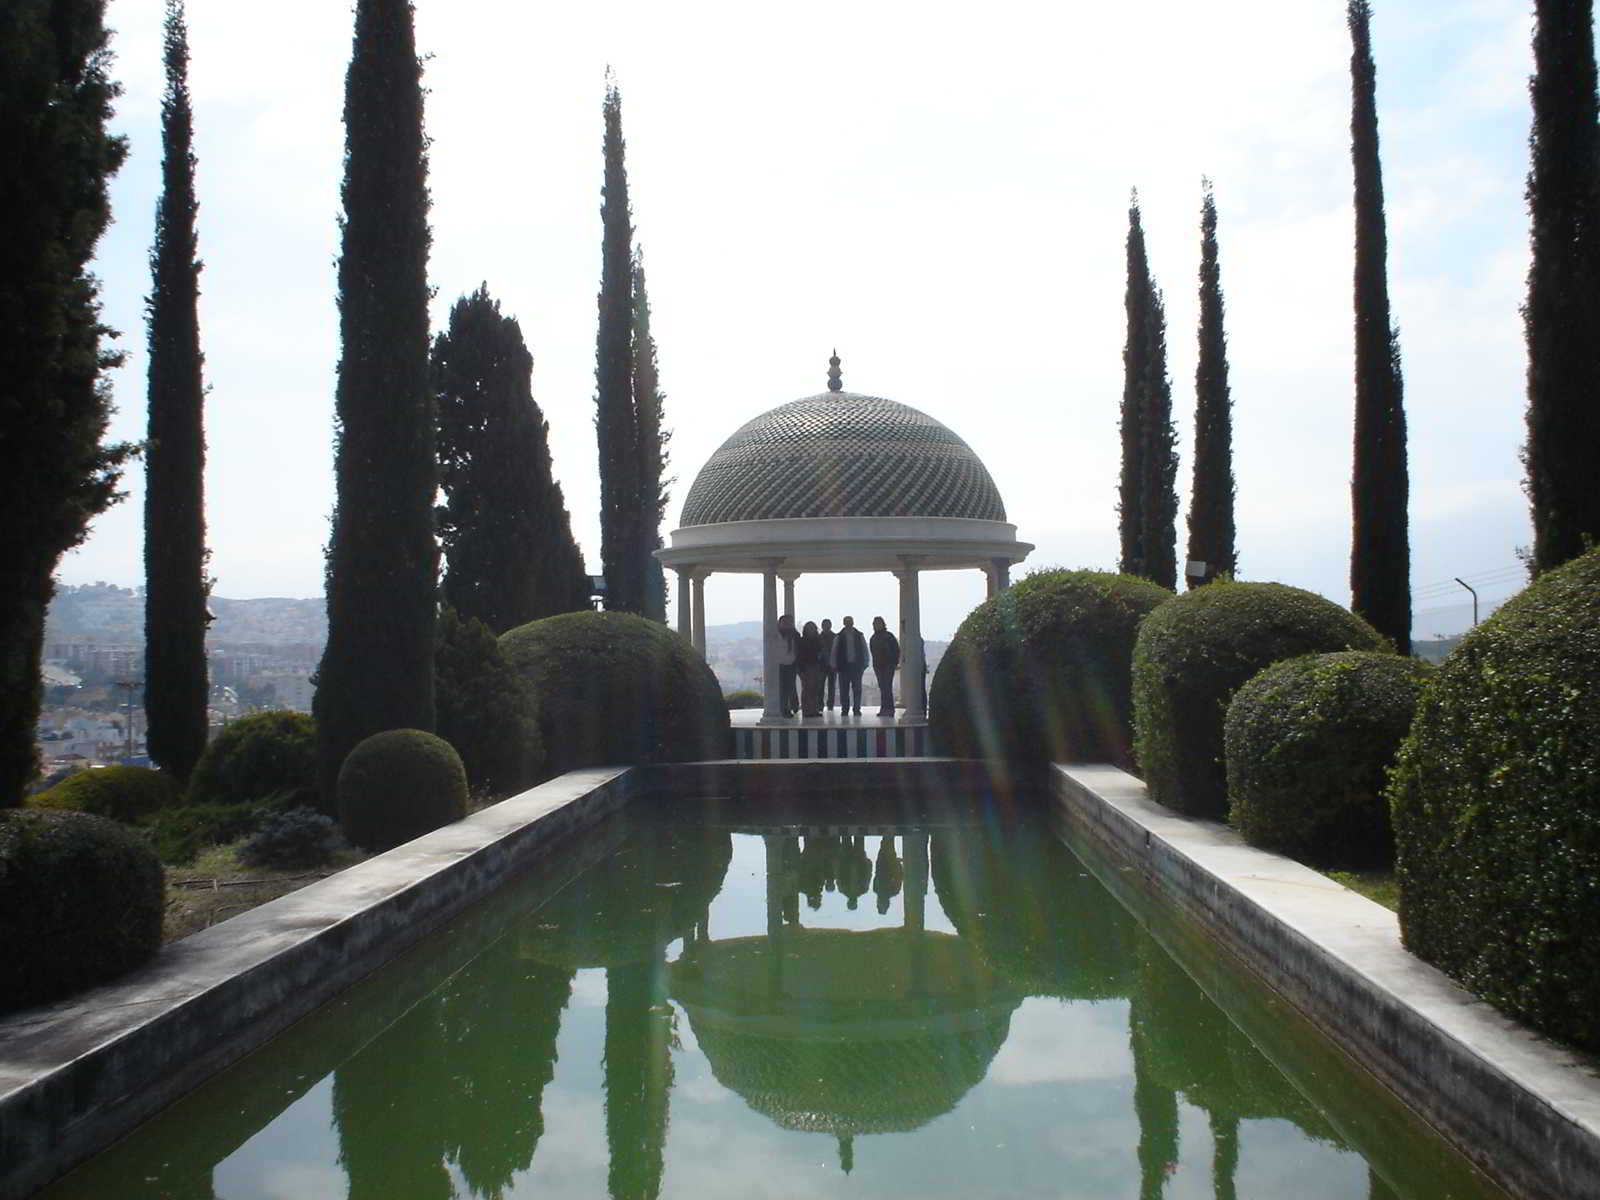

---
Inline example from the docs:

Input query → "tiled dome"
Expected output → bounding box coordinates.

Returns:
[679,391,1007,527]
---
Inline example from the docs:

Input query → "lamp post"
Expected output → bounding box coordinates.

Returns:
[1454,577,1479,627]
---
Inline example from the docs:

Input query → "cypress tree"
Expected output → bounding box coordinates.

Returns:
[1140,284,1180,592]
[631,250,671,623]
[1524,0,1600,574]
[435,285,589,632]
[314,0,436,808]
[1347,0,1412,654]
[1185,181,1238,587]
[595,79,643,615]
[143,0,209,785]
[1118,194,1152,578]
[0,0,133,803]
[1118,192,1178,590]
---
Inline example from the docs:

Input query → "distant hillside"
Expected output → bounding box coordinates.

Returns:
[47,583,325,647]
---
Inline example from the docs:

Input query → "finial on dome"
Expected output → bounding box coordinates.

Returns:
[827,349,842,393]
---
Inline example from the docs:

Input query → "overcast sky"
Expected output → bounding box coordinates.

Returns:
[67,0,1541,641]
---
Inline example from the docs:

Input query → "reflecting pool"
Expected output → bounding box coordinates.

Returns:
[43,801,1504,1199]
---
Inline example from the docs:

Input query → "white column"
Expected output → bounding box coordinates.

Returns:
[898,555,926,720]
[985,562,1000,598]
[675,567,692,639]
[761,560,782,720]
[781,572,798,621]
[692,571,708,657]
[992,557,1012,592]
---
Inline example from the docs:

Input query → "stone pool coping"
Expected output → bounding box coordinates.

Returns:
[1052,763,1600,1200]
[0,765,638,1200]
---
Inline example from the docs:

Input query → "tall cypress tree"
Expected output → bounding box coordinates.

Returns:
[144,0,209,785]
[595,79,643,615]
[1140,284,1179,592]
[1347,0,1411,654]
[1118,194,1152,579]
[1524,0,1600,574]
[1118,192,1178,589]
[631,250,670,623]
[435,285,589,633]
[314,0,436,809]
[1185,181,1237,588]
[0,0,132,803]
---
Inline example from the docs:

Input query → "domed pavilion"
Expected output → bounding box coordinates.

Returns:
[657,355,1032,736]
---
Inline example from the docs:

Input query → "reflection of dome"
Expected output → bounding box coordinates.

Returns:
[679,392,1007,527]
[670,927,1020,1136]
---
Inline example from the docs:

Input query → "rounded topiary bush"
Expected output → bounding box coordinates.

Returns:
[1132,581,1387,818]
[724,688,764,710]
[337,729,468,852]
[29,764,177,824]
[187,711,317,809]
[0,809,165,1011]
[1225,651,1432,868]
[1390,547,1600,1050]
[499,611,729,775]
[436,606,543,798]
[929,569,1172,769]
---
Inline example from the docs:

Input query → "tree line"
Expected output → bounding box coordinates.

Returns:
[3,0,1598,806]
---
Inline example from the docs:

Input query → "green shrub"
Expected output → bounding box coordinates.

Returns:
[1390,547,1600,1050]
[28,764,177,823]
[337,729,468,852]
[149,803,273,865]
[239,807,347,870]
[1225,651,1431,868]
[187,711,317,809]
[929,569,1172,769]
[0,809,165,1011]
[436,606,542,796]
[1132,581,1387,818]
[723,688,764,710]
[499,611,729,775]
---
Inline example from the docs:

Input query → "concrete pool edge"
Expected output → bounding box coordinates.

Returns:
[1050,762,1600,1200]
[0,765,637,1200]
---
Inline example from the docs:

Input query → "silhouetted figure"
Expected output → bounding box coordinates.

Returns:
[870,617,900,715]
[872,836,904,915]
[837,835,872,910]
[831,616,868,715]
[797,620,824,716]
[819,619,838,710]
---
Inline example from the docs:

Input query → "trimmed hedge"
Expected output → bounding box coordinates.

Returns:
[929,569,1172,769]
[436,606,543,797]
[0,809,165,1011]
[187,711,317,810]
[29,764,177,824]
[724,689,763,710]
[499,611,729,776]
[337,729,468,852]
[1132,581,1387,818]
[1390,547,1600,1050]
[1225,651,1431,868]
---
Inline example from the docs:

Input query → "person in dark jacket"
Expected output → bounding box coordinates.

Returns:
[797,620,824,716]
[870,616,900,716]
[830,615,868,716]
[818,619,838,711]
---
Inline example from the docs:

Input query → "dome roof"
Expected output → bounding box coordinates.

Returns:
[678,390,1007,528]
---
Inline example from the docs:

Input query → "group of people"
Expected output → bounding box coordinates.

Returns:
[771,613,900,717]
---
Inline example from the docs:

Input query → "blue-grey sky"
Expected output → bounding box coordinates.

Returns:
[67,0,1542,640]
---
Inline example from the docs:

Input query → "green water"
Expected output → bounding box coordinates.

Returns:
[44,801,1504,1199]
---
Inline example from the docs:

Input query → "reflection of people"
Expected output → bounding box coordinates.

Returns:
[819,619,838,711]
[870,617,901,716]
[798,621,824,716]
[773,614,798,716]
[830,616,868,716]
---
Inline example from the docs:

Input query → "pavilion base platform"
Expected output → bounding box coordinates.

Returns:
[730,709,930,759]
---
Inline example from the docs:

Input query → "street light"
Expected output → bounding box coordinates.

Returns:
[1454,578,1479,627]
